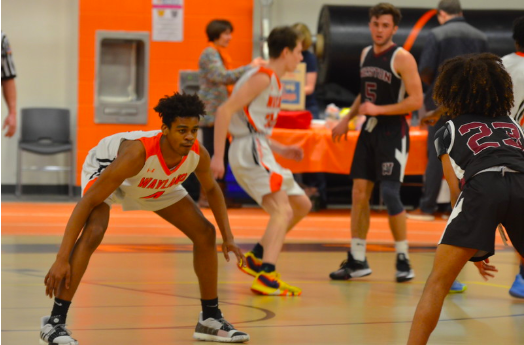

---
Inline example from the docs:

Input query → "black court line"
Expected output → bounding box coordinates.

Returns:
[2,242,515,254]
[1,243,441,254]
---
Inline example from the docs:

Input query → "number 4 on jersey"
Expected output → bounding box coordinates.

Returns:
[141,191,165,199]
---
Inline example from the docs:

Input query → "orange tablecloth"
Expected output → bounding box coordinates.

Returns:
[270,126,428,175]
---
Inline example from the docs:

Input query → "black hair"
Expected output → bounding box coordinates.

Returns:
[267,26,299,59]
[206,20,233,42]
[369,3,402,26]
[154,92,204,128]
[512,16,524,49]
[437,0,462,15]
[433,53,513,118]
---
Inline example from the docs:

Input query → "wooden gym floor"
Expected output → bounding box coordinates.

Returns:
[2,202,523,344]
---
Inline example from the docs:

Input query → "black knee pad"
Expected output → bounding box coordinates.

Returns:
[380,181,404,216]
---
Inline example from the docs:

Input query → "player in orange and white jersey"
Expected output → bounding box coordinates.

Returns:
[501,16,524,300]
[211,26,312,296]
[40,93,249,344]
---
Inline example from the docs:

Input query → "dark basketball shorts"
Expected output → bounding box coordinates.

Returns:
[350,116,410,182]
[439,170,524,261]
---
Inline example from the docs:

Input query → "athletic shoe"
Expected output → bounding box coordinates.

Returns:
[406,209,435,221]
[396,253,415,282]
[251,271,302,296]
[193,312,250,343]
[509,274,524,299]
[237,251,262,277]
[449,280,467,294]
[329,252,372,280]
[39,316,78,345]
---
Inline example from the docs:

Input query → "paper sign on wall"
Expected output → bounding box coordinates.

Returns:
[281,62,306,110]
[152,0,184,42]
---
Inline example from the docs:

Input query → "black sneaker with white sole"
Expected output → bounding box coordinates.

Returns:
[329,252,372,280]
[193,312,250,343]
[39,316,78,345]
[396,253,415,282]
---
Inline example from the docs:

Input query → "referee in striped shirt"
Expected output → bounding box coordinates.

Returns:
[2,31,17,137]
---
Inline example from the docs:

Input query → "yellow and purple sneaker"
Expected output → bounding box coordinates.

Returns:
[238,251,262,277]
[250,271,302,296]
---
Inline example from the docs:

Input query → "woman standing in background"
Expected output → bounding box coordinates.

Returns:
[292,23,326,210]
[197,19,265,207]
[291,23,320,119]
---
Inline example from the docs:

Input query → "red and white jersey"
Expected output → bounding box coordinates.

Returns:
[228,66,282,137]
[82,130,200,203]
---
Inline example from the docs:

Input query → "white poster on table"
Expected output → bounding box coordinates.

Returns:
[152,0,184,42]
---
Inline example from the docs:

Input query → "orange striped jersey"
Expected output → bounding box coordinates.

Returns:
[82,130,200,200]
[228,66,282,137]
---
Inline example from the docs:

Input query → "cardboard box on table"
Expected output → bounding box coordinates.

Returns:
[280,62,306,110]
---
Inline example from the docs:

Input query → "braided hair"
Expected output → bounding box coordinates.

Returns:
[433,53,514,119]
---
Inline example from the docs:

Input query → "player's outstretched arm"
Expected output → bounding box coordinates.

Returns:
[211,73,270,179]
[44,141,145,298]
[268,139,303,161]
[194,145,245,267]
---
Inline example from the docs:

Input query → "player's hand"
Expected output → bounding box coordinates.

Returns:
[280,145,303,161]
[210,155,225,180]
[222,239,246,267]
[473,258,498,281]
[250,57,267,68]
[3,114,16,137]
[332,118,349,142]
[421,110,441,126]
[44,259,71,298]
[359,101,380,116]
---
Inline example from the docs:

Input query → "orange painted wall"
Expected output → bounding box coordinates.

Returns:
[77,0,253,184]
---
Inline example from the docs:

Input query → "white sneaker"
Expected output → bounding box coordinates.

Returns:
[193,312,250,343]
[39,316,78,345]
[406,209,435,221]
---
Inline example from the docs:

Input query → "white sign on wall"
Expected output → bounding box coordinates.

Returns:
[152,0,184,42]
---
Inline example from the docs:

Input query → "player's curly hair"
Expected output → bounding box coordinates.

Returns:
[433,53,514,118]
[154,92,204,128]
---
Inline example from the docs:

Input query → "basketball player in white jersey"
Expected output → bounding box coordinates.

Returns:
[502,16,524,299]
[210,26,311,296]
[40,93,249,344]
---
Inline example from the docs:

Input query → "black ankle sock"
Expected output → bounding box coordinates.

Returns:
[260,263,275,273]
[520,263,524,278]
[201,298,220,320]
[252,243,264,259]
[49,298,71,324]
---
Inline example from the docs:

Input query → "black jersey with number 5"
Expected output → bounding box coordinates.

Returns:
[360,45,406,120]
[434,114,524,183]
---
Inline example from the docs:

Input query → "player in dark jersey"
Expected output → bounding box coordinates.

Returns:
[330,3,423,283]
[408,53,524,345]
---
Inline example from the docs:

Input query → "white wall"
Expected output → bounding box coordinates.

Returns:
[1,0,78,185]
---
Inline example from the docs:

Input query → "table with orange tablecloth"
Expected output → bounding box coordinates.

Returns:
[270,126,428,175]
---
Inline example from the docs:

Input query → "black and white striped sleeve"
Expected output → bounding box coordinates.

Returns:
[1,32,17,80]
